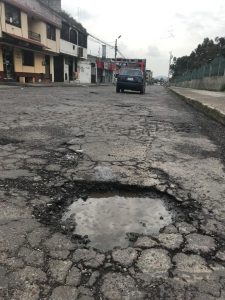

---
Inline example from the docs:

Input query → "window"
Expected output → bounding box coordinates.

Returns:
[78,47,83,58]
[78,32,87,48]
[120,69,142,76]
[5,3,21,28]
[70,29,77,44]
[23,51,34,66]
[61,22,69,41]
[47,24,56,41]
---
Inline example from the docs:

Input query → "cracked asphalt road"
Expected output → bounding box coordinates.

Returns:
[0,85,225,299]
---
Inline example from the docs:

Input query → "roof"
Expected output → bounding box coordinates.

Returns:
[60,10,87,34]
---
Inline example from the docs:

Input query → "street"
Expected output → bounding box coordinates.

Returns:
[1,84,225,299]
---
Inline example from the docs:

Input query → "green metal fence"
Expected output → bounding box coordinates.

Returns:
[173,56,225,83]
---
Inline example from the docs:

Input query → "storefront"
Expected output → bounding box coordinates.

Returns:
[0,32,53,82]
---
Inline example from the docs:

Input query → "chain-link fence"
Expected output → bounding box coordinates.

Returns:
[173,56,225,83]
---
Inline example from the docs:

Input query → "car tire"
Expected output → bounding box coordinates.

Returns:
[140,87,145,94]
[116,87,120,93]
[121,89,124,93]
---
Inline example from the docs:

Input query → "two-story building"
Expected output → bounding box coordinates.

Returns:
[54,10,88,83]
[39,0,89,83]
[0,0,61,83]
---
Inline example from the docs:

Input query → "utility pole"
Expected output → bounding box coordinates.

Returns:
[168,51,173,82]
[115,35,121,62]
[114,35,121,83]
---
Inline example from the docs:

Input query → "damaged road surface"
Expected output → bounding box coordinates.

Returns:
[0,85,225,299]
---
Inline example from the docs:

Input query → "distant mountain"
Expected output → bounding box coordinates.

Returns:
[154,75,168,81]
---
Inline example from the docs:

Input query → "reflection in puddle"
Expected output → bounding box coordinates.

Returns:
[62,192,172,251]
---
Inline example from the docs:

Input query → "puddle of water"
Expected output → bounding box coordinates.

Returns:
[62,192,172,251]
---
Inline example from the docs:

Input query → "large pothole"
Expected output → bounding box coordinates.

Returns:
[33,182,196,252]
[62,191,173,251]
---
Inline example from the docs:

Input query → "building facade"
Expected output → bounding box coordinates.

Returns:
[54,10,88,83]
[96,59,115,84]
[0,0,61,83]
[145,69,153,85]
[85,55,116,84]
[113,58,147,73]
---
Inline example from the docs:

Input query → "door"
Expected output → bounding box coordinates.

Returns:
[3,48,14,79]
[69,58,73,81]
[54,55,64,82]
[45,55,50,80]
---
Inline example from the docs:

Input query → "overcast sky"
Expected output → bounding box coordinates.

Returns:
[61,0,225,76]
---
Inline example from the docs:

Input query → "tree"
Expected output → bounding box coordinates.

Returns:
[170,56,190,77]
[170,36,225,79]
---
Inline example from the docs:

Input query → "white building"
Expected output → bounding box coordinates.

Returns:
[42,1,89,83]
[55,11,88,83]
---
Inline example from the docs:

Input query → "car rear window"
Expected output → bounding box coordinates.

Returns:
[119,69,142,76]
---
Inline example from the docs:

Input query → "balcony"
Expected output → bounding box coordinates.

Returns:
[28,30,41,42]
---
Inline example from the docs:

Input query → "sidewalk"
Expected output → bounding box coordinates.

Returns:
[170,86,225,126]
[0,85,21,90]
[0,82,112,88]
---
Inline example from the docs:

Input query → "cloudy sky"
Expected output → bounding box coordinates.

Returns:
[61,0,225,76]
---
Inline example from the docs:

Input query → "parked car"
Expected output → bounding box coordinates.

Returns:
[116,68,145,94]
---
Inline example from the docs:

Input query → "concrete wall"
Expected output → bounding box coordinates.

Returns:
[0,3,3,74]
[77,60,91,84]
[0,48,3,72]
[14,48,45,74]
[61,39,78,57]
[0,2,2,37]
[64,57,69,82]
[82,48,87,59]
[173,75,225,91]
[1,2,28,39]
[50,56,54,82]
[28,20,60,54]
[46,29,60,53]
[28,18,44,41]
[3,0,61,28]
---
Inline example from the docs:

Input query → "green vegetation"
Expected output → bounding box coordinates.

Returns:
[170,37,225,79]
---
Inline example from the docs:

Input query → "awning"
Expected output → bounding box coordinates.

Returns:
[2,32,50,49]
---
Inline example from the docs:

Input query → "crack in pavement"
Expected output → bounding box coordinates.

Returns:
[0,86,225,299]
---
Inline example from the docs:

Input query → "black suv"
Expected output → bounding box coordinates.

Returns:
[116,68,145,94]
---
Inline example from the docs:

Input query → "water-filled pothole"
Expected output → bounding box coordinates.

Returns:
[62,191,173,251]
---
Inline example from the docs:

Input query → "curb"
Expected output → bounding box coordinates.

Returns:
[0,85,20,90]
[169,88,225,126]
[0,83,113,88]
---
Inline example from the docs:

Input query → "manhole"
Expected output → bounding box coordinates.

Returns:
[62,191,173,251]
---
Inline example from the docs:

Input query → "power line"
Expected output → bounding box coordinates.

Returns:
[117,49,126,58]
[88,32,114,49]
[88,32,126,59]
[88,36,106,45]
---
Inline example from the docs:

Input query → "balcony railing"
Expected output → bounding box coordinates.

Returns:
[28,30,41,42]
